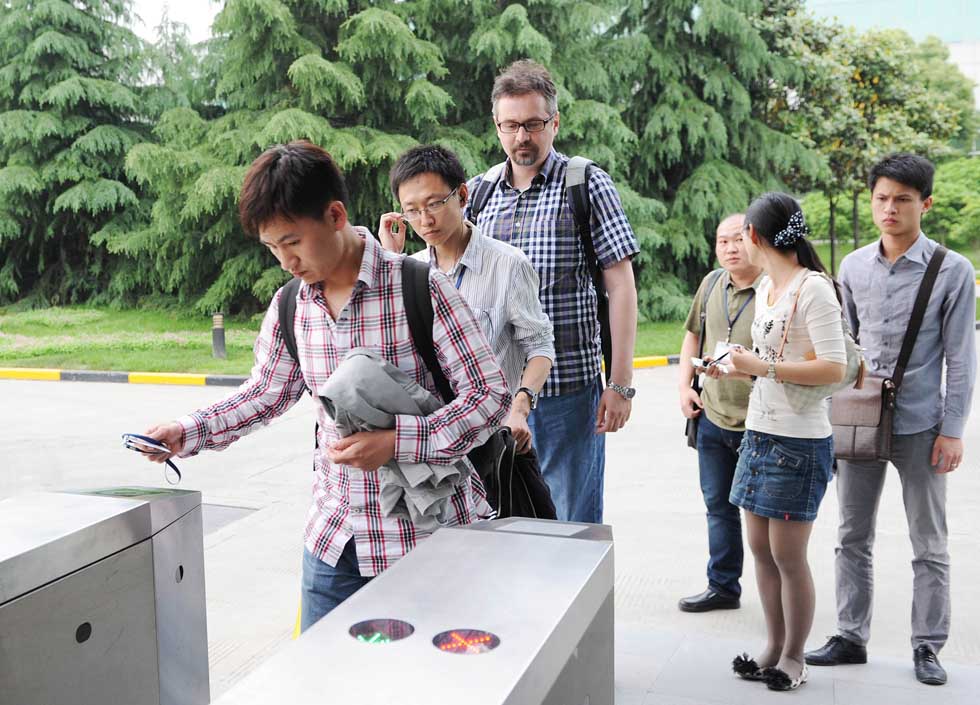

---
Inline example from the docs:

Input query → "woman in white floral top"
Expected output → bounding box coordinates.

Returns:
[708,192,846,692]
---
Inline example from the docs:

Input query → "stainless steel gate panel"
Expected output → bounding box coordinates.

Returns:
[0,539,162,705]
[0,487,209,705]
[153,504,210,705]
[0,492,148,605]
[213,518,613,705]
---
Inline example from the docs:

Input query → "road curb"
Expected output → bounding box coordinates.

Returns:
[2,356,685,387]
[8,322,980,387]
[0,368,247,386]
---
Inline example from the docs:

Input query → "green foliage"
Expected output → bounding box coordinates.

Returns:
[610,0,825,317]
[929,158,980,250]
[2,0,972,320]
[0,0,148,304]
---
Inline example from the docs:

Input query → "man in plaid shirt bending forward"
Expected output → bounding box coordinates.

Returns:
[143,140,511,630]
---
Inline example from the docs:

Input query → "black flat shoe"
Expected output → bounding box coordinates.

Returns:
[732,653,765,681]
[678,588,740,613]
[805,635,867,666]
[764,665,808,691]
[913,645,947,685]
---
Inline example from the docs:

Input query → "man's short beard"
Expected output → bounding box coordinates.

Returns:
[512,144,538,166]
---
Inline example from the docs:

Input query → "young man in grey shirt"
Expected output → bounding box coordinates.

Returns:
[805,153,976,686]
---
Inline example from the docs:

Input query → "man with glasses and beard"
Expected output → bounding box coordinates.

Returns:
[464,59,640,525]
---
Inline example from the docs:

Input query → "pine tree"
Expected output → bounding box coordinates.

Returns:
[99,0,458,313]
[0,0,146,304]
[106,0,665,314]
[611,0,824,316]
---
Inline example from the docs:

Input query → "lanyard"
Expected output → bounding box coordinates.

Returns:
[122,433,182,485]
[454,267,465,289]
[722,275,755,342]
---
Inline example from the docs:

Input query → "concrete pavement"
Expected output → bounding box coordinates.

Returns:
[3,360,979,703]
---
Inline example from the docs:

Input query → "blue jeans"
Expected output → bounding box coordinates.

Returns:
[528,375,605,524]
[696,414,744,598]
[300,540,372,632]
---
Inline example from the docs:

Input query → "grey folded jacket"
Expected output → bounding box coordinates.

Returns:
[317,348,472,531]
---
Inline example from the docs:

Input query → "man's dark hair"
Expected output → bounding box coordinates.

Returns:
[238,140,349,236]
[491,59,558,116]
[389,144,466,199]
[867,153,935,199]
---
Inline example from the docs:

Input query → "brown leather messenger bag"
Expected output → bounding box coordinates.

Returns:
[830,246,947,461]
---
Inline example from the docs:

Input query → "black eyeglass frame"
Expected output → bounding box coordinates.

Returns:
[400,186,461,222]
[494,112,558,134]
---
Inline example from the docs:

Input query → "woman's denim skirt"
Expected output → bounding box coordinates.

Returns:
[729,430,834,522]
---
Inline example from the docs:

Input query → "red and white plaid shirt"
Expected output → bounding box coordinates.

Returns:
[177,230,510,576]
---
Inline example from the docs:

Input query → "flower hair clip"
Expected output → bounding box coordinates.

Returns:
[773,211,809,248]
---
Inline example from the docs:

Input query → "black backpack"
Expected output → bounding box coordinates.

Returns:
[468,155,612,381]
[276,261,556,520]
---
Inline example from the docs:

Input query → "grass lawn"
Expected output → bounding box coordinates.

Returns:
[0,306,690,374]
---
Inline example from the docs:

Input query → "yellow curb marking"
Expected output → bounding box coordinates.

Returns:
[634,356,670,369]
[128,372,207,385]
[0,367,61,381]
[2,356,680,387]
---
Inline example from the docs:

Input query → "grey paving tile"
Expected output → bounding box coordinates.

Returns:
[617,624,686,692]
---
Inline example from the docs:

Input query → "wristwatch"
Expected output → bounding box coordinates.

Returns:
[608,382,636,400]
[767,362,778,381]
[516,386,538,411]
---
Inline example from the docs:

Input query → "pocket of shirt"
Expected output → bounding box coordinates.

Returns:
[469,307,495,348]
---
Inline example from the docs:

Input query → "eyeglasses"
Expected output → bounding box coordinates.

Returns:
[401,187,459,222]
[495,113,557,134]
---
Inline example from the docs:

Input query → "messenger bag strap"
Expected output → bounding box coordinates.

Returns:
[692,269,725,394]
[697,270,726,360]
[891,245,947,391]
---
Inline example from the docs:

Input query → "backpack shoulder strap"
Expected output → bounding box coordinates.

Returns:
[697,269,726,359]
[565,156,595,272]
[893,245,947,390]
[468,162,506,223]
[401,257,456,403]
[277,277,303,370]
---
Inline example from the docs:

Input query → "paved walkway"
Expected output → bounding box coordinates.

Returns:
[3,356,979,703]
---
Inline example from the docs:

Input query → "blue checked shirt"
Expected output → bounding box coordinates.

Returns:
[465,150,639,396]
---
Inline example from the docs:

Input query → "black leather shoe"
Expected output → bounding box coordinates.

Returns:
[804,635,867,666]
[914,645,947,685]
[678,588,740,613]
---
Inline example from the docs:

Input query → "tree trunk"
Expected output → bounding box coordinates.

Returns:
[828,195,837,276]
[852,190,860,251]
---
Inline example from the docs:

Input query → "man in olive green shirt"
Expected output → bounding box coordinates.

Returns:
[677,213,763,612]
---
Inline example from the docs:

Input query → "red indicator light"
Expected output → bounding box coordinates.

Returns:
[432,629,500,655]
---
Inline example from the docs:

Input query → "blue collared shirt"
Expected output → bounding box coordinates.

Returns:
[465,149,639,396]
[838,234,977,437]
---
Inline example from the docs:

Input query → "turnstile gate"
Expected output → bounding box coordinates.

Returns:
[0,487,210,705]
[213,517,614,705]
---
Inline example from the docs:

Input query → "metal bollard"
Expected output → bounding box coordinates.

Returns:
[212,313,226,359]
